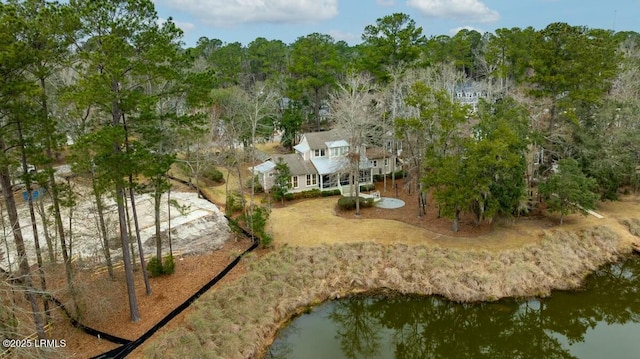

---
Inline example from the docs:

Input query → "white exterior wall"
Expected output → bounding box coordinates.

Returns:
[370,156,395,176]
[288,174,321,193]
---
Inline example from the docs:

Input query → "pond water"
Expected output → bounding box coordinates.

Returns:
[267,257,640,359]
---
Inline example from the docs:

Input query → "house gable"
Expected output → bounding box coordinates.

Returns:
[293,137,311,161]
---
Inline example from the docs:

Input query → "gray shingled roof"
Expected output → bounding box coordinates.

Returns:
[303,129,346,150]
[271,154,318,176]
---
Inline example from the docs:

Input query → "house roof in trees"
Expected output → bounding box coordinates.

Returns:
[293,142,310,153]
[253,160,276,174]
[326,139,349,148]
[303,129,344,150]
[366,147,390,159]
[272,154,318,176]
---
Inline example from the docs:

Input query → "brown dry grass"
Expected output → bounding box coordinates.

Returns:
[271,183,640,251]
[143,224,634,359]
[140,190,640,359]
[270,195,543,251]
[170,163,256,207]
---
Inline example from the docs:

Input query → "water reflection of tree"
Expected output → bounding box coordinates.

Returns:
[270,259,640,359]
[542,258,640,344]
[371,296,574,359]
[266,323,296,359]
[327,259,640,359]
[329,296,383,359]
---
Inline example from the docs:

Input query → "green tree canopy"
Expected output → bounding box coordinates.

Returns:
[360,12,426,82]
[271,158,291,205]
[528,23,619,134]
[288,32,342,131]
[539,158,599,224]
[247,37,288,84]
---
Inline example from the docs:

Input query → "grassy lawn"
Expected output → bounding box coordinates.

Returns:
[269,194,640,251]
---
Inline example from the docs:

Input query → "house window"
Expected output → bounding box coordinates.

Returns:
[534,150,543,165]
[314,149,326,157]
[322,174,337,189]
[330,146,349,158]
[291,176,299,188]
[359,170,370,183]
[371,160,378,167]
[306,174,317,186]
[339,174,350,186]
[384,158,388,167]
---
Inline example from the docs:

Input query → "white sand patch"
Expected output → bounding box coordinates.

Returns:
[0,190,231,272]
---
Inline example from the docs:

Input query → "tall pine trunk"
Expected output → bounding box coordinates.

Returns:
[130,178,151,295]
[123,192,136,267]
[112,82,140,323]
[47,166,72,287]
[115,184,140,322]
[167,179,173,257]
[123,113,150,294]
[0,139,45,339]
[40,77,79,314]
[154,182,163,266]
[92,173,114,279]
[314,87,321,131]
[452,208,461,233]
[36,199,55,263]
[17,122,50,322]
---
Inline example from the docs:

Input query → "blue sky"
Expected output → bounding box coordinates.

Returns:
[152,0,640,48]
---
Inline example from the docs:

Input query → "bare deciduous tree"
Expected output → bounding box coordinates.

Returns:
[330,72,382,215]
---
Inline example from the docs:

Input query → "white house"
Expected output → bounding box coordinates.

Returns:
[455,82,486,112]
[254,129,396,194]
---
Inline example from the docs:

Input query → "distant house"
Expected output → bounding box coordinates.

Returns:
[254,129,397,194]
[454,82,486,112]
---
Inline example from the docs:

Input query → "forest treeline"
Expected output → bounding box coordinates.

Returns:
[1,0,639,348]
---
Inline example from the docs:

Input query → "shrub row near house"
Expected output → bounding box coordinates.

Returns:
[280,188,342,201]
[337,196,375,211]
[360,184,376,192]
[295,188,322,199]
[321,189,342,197]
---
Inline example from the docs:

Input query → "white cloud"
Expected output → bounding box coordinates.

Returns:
[377,0,397,6]
[156,0,338,27]
[327,29,360,44]
[407,0,500,23]
[449,25,482,35]
[158,17,196,33]
[174,20,195,33]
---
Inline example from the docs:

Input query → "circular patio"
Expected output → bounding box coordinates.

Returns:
[375,197,406,209]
